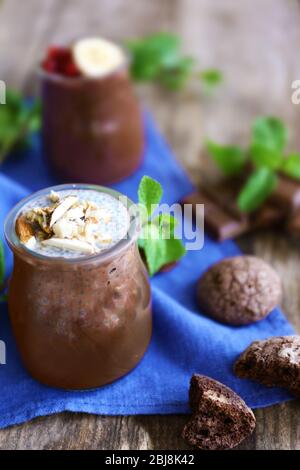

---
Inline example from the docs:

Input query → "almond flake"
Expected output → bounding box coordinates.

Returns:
[50,196,78,228]
[53,219,79,239]
[25,236,37,250]
[66,206,85,221]
[97,237,113,244]
[48,191,60,203]
[42,238,95,254]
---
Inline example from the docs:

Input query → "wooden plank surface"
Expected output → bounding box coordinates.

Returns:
[1,0,300,450]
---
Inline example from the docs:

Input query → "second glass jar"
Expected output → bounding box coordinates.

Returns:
[40,62,145,185]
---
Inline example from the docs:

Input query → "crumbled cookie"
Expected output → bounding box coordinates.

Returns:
[197,255,282,325]
[15,214,35,243]
[182,375,255,450]
[234,336,300,397]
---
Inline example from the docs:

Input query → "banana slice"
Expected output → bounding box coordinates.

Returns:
[72,37,125,77]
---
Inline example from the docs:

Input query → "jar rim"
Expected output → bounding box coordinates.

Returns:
[4,183,139,265]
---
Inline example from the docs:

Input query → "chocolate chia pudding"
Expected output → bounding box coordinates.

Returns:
[5,184,152,390]
[39,37,144,185]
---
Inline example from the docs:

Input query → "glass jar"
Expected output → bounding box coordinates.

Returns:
[39,58,144,184]
[5,184,152,390]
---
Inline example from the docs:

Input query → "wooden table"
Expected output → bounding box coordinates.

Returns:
[1,0,300,450]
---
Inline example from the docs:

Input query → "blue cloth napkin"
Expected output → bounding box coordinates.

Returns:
[0,114,294,429]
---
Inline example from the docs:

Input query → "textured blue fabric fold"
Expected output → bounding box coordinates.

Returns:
[0,114,294,429]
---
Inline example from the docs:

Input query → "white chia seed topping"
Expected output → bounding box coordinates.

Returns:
[15,189,130,258]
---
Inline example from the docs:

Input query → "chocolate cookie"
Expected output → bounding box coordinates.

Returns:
[234,336,300,397]
[197,255,282,325]
[182,375,256,450]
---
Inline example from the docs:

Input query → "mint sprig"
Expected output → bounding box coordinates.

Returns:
[137,176,186,276]
[206,116,300,212]
[126,33,222,92]
[0,89,41,165]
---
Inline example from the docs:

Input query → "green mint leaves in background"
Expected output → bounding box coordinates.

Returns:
[252,117,287,154]
[281,153,300,179]
[206,141,247,176]
[126,33,222,92]
[237,167,277,213]
[206,116,300,212]
[198,69,223,94]
[137,176,186,276]
[0,89,41,165]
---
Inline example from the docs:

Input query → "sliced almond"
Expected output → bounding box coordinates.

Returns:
[50,196,78,228]
[25,236,37,250]
[15,214,35,243]
[53,219,79,239]
[65,206,85,221]
[42,238,95,254]
[48,190,60,203]
[98,238,112,244]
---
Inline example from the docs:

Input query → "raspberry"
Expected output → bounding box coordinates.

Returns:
[42,59,56,73]
[64,61,81,77]
[42,46,81,77]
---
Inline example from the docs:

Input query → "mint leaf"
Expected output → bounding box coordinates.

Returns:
[138,175,163,217]
[142,223,164,276]
[126,33,197,91]
[252,117,287,153]
[281,153,300,180]
[0,89,41,164]
[237,167,277,213]
[142,223,185,276]
[163,237,186,266]
[126,33,180,81]
[250,144,283,170]
[199,69,223,90]
[156,213,177,237]
[137,176,186,275]
[206,140,247,176]
[159,56,194,91]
